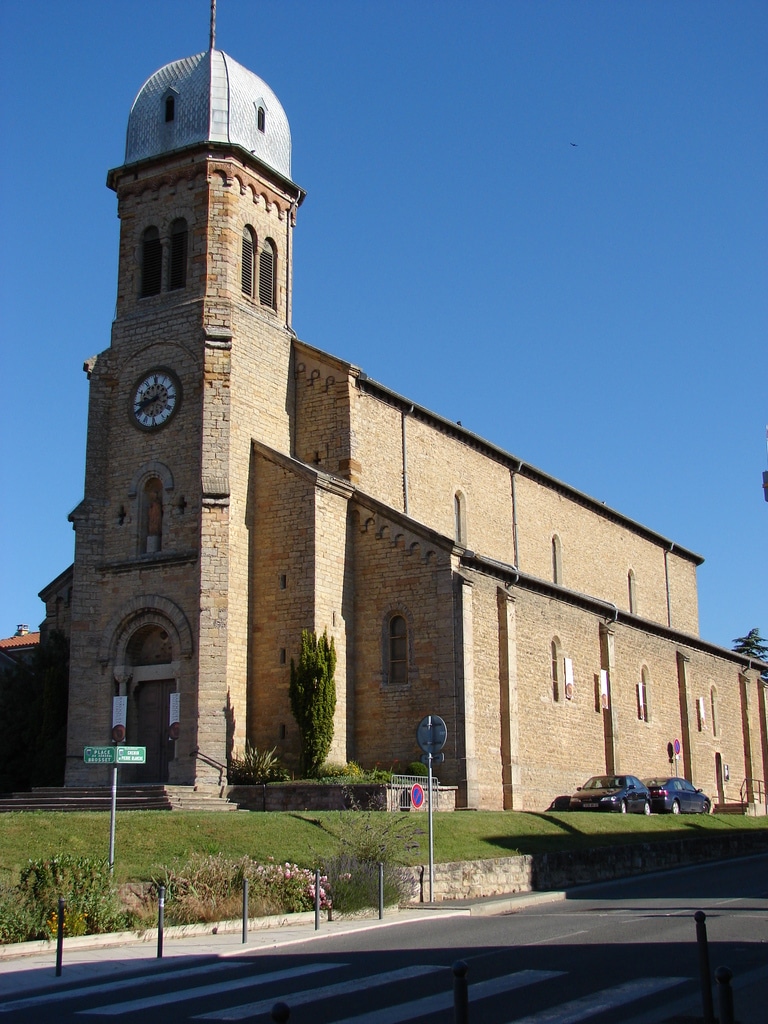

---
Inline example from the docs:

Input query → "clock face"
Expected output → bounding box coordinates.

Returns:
[131,369,180,430]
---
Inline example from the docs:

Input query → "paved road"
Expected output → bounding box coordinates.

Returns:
[1,854,766,1023]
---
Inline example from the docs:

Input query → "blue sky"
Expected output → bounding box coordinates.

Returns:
[0,0,765,649]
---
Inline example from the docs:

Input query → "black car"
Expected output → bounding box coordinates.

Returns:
[643,777,711,814]
[569,775,651,814]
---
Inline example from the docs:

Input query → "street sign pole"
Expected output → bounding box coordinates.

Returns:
[83,743,145,874]
[416,714,447,904]
[109,763,118,874]
[427,752,434,903]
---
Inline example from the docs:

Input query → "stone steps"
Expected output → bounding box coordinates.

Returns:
[0,785,241,813]
[714,801,746,815]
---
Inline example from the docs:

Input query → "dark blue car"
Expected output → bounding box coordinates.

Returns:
[569,775,651,814]
[643,777,711,814]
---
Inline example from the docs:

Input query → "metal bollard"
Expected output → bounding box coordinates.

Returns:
[378,862,384,920]
[55,897,65,977]
[694,910,714,1024]
[242,878,248,944]
[271,1002,290,1022]
[314,868,321,931]
[157,885,165,959]
[715,966,735,1024]
[453,960,469,1024]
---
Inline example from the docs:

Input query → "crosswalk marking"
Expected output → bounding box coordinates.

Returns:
[78,961,342,1016]
[504,976,689,1024]
[0,959,253,1014]
[192,964,444,1021]
[328,969,565,1024]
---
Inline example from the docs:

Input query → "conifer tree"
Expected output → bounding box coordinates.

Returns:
[289,629,336,777]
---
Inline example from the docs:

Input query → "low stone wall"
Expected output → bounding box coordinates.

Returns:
[226,783,457,812]
[227,783,388,811]
[405,830,768,902]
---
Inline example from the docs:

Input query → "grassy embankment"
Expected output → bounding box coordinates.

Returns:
[1,810,766,884]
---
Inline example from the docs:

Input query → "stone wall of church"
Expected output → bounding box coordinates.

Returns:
[248,452,317,770]
[306,380,703,636]
[348,507,457,775]
[404,417,516,563]
[312,484,354,764]
[458,569,762,810]
[207,159,298,759]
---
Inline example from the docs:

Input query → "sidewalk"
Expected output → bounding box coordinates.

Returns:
[0,889,568,1000]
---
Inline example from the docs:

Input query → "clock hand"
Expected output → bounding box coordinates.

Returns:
[138,390,163,411]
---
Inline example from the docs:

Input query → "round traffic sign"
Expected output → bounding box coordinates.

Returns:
[673,738,681,755]
[411,783,425,809]
[416,715,447,755]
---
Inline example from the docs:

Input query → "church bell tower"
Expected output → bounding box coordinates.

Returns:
[65,46,305,787]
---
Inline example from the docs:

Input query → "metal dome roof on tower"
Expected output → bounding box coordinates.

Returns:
[125,49,293,180]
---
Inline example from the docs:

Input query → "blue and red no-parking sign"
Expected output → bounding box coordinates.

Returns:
[411,783,425,809]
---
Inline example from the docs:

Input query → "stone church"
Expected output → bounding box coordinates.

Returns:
[56,44,767,810]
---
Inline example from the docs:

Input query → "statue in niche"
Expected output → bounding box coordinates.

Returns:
[145,484,163,553]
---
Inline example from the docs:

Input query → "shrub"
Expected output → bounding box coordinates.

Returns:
[289,629,336,777]
[153,854,331,925]
[319,809,422,911]
[323,853,416,914]
[322,809,423,864]
[14,855,131,939]
[0,882,37,944]
[407,761,428,777]
[316,761,364,781]
[228,744,290,785]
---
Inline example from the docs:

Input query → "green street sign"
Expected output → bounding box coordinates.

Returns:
[116,746,146,764]
[83,745,146,764]
[84,746,116,764]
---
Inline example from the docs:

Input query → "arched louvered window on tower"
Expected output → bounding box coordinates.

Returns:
[169,219,188,291]
[241,226,256,297]
[257,105,266,133]
[165,95,175,123]
[259,238,276,308]
[141,227,162,297]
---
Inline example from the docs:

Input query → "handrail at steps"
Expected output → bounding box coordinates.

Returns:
[190,748,227,787]
[739,777,766,810]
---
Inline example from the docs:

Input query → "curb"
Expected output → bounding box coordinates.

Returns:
[0,910,320,960]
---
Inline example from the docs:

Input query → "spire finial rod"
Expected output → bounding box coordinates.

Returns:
[209,0,217,50]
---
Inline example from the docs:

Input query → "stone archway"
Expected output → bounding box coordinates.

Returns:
[102,598,192,785]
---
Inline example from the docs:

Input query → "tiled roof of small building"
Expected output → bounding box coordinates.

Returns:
[0,632,40,649]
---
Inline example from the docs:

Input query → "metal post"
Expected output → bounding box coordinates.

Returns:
[427,753,435,903]
[157,885,165,958]
[694,911,714,1024]
[108,764,118,873]
[242,877,248,943]
[378,861,384,919]
[452,960,469,1024]
[715,966,735,1024]
[314,868,321,931]
[55,897,65,977]
[271,1002,290,1022]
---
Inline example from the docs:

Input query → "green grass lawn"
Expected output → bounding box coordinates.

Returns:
[0,810,765,884]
